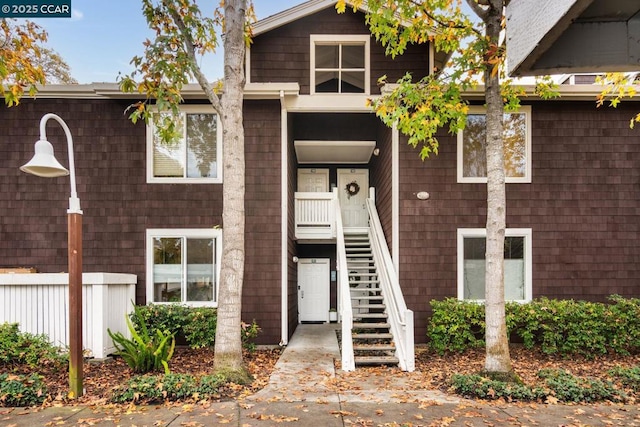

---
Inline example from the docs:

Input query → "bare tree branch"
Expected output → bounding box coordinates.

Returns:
[164,0,223,115]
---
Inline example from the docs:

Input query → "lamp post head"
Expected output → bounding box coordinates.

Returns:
[20,139,70,178]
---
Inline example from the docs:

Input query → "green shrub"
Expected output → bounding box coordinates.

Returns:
[606,296,640,354]
[451,369,628,403]
[110,373,231,403]
[428,296,640,356]
[519,299,610,356]
[0,323,66,368]
[450,373,545,401]
[198,374,227,396]
[132,304,216,348]
[538,368,626,403]
[131,304,192,340]
[108,305,175,374]
[427,299,485,353]
[132,304,260,350]
[609,366,640,392]
[0,373,48,406]
[241,320,261,352]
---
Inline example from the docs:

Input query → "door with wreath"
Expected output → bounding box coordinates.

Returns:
[337,169,369,228]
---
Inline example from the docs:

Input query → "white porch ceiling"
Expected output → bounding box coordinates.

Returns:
[294,140,376,164]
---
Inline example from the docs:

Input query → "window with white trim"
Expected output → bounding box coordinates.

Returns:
[147,105,222,183]
[310,35,370,95]
[457,228,532,302]
[457,106,531,183]
[146,229,222,306]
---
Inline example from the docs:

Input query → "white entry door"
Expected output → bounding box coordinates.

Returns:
[298,258,330,322]
[337,169,369,228]
[298,168,329,192]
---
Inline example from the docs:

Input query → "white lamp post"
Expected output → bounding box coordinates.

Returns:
[20,113,84,398]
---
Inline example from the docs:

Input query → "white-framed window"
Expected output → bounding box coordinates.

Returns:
[146,105,223,184]
[457,228,532,303]
[310,34,370,95]
[146,229,222,306]
[457,106,532,183]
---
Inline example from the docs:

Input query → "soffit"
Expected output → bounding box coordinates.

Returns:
[294,140,375,164]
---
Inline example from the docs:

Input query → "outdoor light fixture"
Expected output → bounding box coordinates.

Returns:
[20,113,84,398]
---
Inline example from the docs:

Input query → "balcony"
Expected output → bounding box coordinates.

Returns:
[295,191,337,242]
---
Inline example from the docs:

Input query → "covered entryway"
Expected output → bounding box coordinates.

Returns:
[337,168,369,228]
[298,258,330,322]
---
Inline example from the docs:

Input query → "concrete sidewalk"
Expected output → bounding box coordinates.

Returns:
[2,324,639,426]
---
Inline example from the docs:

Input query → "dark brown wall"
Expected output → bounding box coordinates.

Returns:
[1,99,223,307]
[397,101,640,342]
[1,98,284,344]
[243,100,283,344]
[287,112,298,339]
[250,7,430,94]
[370,122,393,245]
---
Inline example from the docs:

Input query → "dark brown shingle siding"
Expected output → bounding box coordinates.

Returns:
[251,7,429,95]
[397,101,640,341]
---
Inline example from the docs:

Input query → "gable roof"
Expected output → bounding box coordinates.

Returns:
[252,0,452,72]
[253,0,367,36]
[507,0,640,76]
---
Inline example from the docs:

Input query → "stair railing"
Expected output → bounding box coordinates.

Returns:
[334,188,355,371]
[366,191,415,372]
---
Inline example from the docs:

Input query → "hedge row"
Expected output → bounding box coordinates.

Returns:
[131,304,260,350]
[428,295,640,356]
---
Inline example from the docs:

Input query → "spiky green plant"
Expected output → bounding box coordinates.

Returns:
[108,304,175,374]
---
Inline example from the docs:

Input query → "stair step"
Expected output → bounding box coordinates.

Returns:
[349,280,380,285]
[352,304,386,309]
[352,333,393,340]
[347,260,374,264]
[351,295,383,301]
[350,291,382,296]
[353,322,390,329]
[353,313,387,319]
[351,288,382,299]
[353,344,395,351]
[355,355,400,365]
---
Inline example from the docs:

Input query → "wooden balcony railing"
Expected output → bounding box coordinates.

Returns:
[294,191,337,241]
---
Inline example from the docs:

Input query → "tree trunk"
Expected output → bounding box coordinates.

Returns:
[483,0,512,374]
[214,0,247,373]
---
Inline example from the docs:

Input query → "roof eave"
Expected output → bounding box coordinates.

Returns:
[17,82,300,100]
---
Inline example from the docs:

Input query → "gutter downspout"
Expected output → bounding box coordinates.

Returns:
[392,123,400,272]
[280,90,289,346]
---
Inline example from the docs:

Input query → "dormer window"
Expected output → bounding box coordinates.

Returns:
[310,35,370,95]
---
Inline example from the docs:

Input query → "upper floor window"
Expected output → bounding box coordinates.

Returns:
[147,105,222,184]
[457,106,531,183]
[310,35,370,95]
[146,228,222,306]
[457,228,533,303]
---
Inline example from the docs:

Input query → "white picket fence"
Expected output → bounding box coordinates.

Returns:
[0,272,137,359]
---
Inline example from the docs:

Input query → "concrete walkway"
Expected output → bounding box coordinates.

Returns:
[2,324,639,426]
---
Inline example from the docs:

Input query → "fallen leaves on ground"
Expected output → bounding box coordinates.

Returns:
[1,347,282,407]
[332,345,640,401]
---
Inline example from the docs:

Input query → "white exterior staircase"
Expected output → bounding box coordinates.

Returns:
[331,188,414,372]
[345,232,400,366]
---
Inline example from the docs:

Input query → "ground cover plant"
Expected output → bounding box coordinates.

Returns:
[2,296,639,407]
